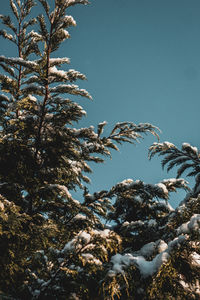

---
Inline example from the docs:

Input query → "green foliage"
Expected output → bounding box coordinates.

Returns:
[0,1,199,299]
[149,142,200,179]
[147,259,186,300]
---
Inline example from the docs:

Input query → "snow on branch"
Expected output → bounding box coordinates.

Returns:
[49,67,86,82]
[109,178,189,200]
[49,84,92,99]
[0,29,16,43]
[108,235,186,278]
[0,55,38,70]
[48,184,73,200]
[49,57,70,66]
[62,15,77,27]
[21,75,41,85]
[84,177,189,207]
[31,228,121,298]
[28,30,43,42]
[65,122,159,162]
[108,122,160,145]
[177,214,200,235]
[161,178,190,192]
[21,84,44,96]
[78,122,161,157]
[149,142,200,179]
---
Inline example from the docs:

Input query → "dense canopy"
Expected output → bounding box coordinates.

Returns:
[0,1,199,299]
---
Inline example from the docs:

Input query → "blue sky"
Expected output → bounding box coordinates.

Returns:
[1,0,200,206]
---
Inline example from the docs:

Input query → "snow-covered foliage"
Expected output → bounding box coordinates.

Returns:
[0,0,199,299]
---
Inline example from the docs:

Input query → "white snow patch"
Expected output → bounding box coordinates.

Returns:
[182,143,198,155]
[190,252,200,266]
[49,57,70,66]
[157,240,168,253]
[120,179,134,187]
[49,184,72,200]
[177,214,200,234]
[134,252,169,277]
[63,29,70,38]
[63,15,76,26]
[0,201,4,211]
[163,141,175,148]
[79,231,91,243]
[63,231,91,252]
[108,235,186,278]
[81,253,102,265]
[73,214,86,220]
[156,183,168,196]
[140,242,156,257]
[92,229,111,238]
[28,94,37,102]
[159,200,174,211]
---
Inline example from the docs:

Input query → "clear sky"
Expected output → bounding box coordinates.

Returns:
[1,0,200,206]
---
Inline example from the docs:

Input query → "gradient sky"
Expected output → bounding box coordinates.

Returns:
[1,0,200,207]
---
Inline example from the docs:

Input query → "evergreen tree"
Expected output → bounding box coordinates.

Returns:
[0,1,199,299]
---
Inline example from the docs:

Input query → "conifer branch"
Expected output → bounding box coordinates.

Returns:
[149,142,200,179]
[34,11,55,161]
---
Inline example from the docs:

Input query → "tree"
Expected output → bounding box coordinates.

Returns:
[0,1,199,299]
